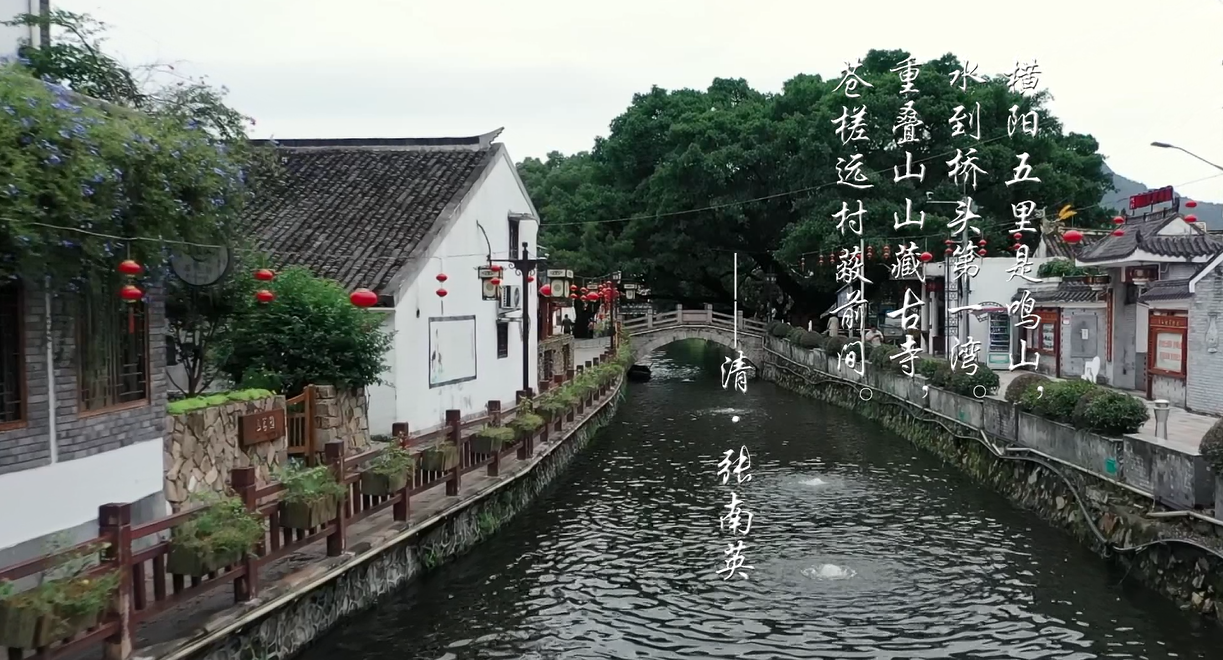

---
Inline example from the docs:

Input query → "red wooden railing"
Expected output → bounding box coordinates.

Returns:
[0,347,624,660]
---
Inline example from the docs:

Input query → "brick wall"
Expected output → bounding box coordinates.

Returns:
[0,280,167,475]
[1188,264,1223,415]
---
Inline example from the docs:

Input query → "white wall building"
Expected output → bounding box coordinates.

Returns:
[246,130,540,437]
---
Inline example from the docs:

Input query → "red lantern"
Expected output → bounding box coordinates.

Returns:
[254,268,275,281]
[1185,214,1198,223]
[1013,232,1023,240]
[818,255,824,266]
[117,259,142,276]
[350,288,378,307]
[580,287,588,294]
[540,284,552,296]
[1012,243,1022,251]
[490,277,502,286]
[570,285,577,292]
[866,246,875,259]
[944,248,954,255]
[944,239,954,245]
[490,264,503,272]
[569,293,578,299]
[436,273,448,283]
[119,284,143,302]
[882,245,891,260]
[919,251,933,263]
[436,288,448,298]
[1062,229,1083,244]
[977,249,987,257]
[1187,200,1198,208]
[527,275,535,283]
[977,239,987,247]
[1112,216,1125,225]
[1112,228,1126,237]
[255,289,275,303]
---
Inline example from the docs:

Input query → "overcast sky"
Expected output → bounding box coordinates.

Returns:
[52,0,1223,203]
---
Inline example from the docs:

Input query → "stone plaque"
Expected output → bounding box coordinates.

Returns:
[239,409,285,447]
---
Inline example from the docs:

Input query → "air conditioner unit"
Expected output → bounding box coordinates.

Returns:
[498,285,522,311]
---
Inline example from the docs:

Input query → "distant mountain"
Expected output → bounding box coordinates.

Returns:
[1103,164,1221,228]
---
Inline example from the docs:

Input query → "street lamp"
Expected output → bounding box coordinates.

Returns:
[1151,141,1223,173]
[490,242,544,395]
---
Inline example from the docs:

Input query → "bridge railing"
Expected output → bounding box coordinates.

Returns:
[621,305,768,336]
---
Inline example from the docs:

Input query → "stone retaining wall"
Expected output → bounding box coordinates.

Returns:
[761,343,1223,621]
[164,396,288,509]
[312,386,369,454]
[172,381,625,660]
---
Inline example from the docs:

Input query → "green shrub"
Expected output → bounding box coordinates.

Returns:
[368,442,415,476]
[276,462,346,506]
[510,412,545,433]
[218,267,394,396]
[824,336,847,356]
[916,357,945,379]
[1004,373,1050,404]
[769,322,793,338]
[798,331,824,348]
[870,344,901,372]
[945,364,1000,397]
[1021,379,1097,422]
[167,388,275,415]
[1200,419,1223,473]
[173,493,264,559]
[1074,390,1149,436]
[786,327,805,343]
[928,360,953,388]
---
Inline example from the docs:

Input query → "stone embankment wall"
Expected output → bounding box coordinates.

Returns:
[762,340,1223,621]
[164,396,288,509]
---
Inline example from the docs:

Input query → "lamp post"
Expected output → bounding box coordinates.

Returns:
[1151,141,1223,173]
[490,241,544,394]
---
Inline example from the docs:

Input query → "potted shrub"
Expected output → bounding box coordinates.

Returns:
[418,443,459,473]
[0,542,120,649]
[167,493,264,577]
[510,411,545,438]
[276,462,345,531]
[470,425,514,455]
[360,443,415,497]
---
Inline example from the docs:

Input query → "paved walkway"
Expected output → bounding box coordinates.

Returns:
[58,386,620,660]
[574,336,611,366]
[992,370,1214,455]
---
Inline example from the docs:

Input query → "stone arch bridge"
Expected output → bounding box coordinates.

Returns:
[621,305,767,367]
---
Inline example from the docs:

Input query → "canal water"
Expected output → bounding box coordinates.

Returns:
[302,341,1223,659]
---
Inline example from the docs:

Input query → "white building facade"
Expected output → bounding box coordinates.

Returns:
[247,131,539,438]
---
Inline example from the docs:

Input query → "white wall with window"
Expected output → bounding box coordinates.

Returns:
[374,152,539,437]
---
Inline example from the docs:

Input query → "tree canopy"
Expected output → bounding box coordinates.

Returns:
[522,49,1114,315]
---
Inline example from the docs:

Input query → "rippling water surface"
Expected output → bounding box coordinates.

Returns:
[302,342,1223,659]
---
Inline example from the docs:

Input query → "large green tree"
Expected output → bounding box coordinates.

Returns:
[523,49,1113,316]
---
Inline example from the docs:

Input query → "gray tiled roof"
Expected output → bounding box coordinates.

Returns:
[244,136,498,293]
[1076,215,1223,263]
[1042,232,1100,260]
[1138,278,1192,303]
[1013,283,1103,305]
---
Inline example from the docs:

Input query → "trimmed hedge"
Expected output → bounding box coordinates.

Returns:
[769,322,793,338]
[798,331,825,348]
[823,335,847,356]
[869,344,902,372]
[1020,379,1096,422]
[1201,419,1223,473]
[1004,372,1049,403]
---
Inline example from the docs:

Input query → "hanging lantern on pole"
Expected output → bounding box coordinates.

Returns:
[254,268,275,281]
[1062,229,1084,244]
[436,273,448,284]
[1185,214,1198,223]
[919,251,933,263]
[255,289,275,303]
[1187,200,1198,208]
[117,260,142,276]
[540,284,552,296]
[1112,228,1126,237]
[490,276,502,286]
[1112,216,1125,225]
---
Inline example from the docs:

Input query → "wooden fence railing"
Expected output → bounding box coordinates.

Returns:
[621,305,768,336]
[0,348,625,660]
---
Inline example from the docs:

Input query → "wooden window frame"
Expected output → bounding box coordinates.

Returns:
[496,321,509,359]
[1147,312,1187,379]
[77,293,151,416]
[0,279,26,431]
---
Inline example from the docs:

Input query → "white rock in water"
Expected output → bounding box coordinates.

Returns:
[731,415,740,423]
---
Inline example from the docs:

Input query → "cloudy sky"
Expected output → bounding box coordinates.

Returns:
[46,0,1223,204]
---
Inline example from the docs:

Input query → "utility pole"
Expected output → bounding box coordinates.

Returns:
[733,252,738,349]
[491,242,544,394]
